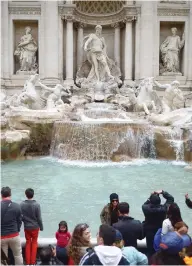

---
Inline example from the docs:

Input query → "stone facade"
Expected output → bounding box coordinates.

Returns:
[1,0,192,94]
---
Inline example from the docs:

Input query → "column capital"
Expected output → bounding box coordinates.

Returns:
[75,22,87,29]
[123,15,136,23]
[64,13,75,22]
[111,22,120,28]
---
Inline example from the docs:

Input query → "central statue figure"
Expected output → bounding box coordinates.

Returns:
[84,25,114,82]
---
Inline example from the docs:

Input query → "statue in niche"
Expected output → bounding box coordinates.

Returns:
[84,25,114,82]
[76,25,121,101]
[14,26,38,74]
[154,80,184,112]
[160,27,185,75]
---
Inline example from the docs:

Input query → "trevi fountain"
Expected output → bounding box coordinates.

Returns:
[1,0,192,237]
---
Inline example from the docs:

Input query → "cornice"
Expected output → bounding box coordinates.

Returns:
[59,5,140,25]
[9,6,41,15]
[157,7,190,16]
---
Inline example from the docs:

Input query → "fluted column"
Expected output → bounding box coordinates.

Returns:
[77,23,85,69]
[140,1,156,78]
[188,2,192,84]
[65,14,74,85]
[2,1,9,79]
[111,23,120,66]
[43,1,59,82]
[124,17,133,81]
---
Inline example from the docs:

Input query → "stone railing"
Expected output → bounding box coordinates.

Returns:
[21,237,146,248]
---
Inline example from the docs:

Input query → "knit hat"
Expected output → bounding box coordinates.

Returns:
[150,194,161,205]
[115,230,123,242]
[110,193,119,202]
[160,232,186,254]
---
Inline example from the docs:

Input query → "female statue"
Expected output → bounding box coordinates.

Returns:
[14,26,38,73]
[160,27,185,74]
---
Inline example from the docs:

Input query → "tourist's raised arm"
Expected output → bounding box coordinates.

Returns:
[185,194,192,209]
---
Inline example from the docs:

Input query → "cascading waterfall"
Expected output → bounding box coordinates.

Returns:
[166,128,184,161]
[50,121,156,161]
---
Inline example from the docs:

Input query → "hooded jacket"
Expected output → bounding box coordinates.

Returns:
[80,246,129,265]
[20,199,43,230]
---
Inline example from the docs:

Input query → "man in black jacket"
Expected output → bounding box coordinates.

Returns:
[142,189,174,257]
[113,202,144,248]
[185,193,192,209]
[1,186,23,265]
[80,224,129,265]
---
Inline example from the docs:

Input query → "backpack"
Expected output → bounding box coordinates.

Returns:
[153,228,162,252]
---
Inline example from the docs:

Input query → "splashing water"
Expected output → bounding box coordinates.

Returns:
[51,122,156,161]
[166,128,184,161]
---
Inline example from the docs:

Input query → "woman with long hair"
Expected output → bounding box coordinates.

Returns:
[67,223,91,265]
[162,203,183,235]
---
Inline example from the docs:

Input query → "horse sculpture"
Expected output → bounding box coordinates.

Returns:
[133,77,160,115]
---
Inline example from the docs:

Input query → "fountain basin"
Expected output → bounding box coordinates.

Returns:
[1,158,192,237]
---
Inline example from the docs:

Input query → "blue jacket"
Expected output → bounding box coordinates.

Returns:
[122,246,148,265]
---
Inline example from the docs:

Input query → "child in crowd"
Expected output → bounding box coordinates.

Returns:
[55,221,71,265]
[182,243,192,265]
[114,230,148,265]
[56,221,71,248]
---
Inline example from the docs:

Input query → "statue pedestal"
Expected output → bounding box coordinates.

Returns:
[156,75,187,86]
[162,72,182,76]
[16,70,37,75]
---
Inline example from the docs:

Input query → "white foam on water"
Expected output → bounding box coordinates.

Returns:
[41,156,187,168]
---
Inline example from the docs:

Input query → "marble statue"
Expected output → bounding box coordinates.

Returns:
[160,27,185,75]
[108,82,137,110]
[8,74,40,110]
[38,82,71,110]
[84,25,114,82]
[149,107,192,127]
[134,77,159,115]
[76,25,121,100]
[14,26,38,74]
[0,89,8,115]
[154,80,184,112]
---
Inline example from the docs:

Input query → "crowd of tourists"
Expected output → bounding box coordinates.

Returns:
[1,187,192,265]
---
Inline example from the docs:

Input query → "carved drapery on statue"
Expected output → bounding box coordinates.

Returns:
[76,25,122,102]
[14,26,38,74]
[160,27,185,75]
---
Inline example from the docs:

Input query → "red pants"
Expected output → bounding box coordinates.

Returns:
[25,228,39,265]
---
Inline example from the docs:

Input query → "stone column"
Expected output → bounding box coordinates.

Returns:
[111,23,120,66]
[65,14,74,85]
[2,1,9,80]
[124,17,133,82]
[77,23,85,69]
[43,1,59,83]
[188,2,192,85]
[140,1,156,78]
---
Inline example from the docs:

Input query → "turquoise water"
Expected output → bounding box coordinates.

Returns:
[1,157,192,237]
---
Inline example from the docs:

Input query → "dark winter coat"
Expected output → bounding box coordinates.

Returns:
[185,198,192,209]
[142,191,174,231]
[113,216,144,248]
